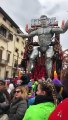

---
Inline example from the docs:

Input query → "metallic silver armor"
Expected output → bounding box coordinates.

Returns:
[15,15,68,78]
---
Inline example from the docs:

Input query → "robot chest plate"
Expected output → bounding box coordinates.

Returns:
[38,27,51,34]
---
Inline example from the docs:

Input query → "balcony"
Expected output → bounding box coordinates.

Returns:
[0,34,9,42]
[0,59,7,66]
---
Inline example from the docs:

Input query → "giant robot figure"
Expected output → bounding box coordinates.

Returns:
[15,15,68,78]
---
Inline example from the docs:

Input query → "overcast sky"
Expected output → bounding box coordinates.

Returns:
[0,0,68,49]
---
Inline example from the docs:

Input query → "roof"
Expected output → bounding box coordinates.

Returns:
[0,7,19,29]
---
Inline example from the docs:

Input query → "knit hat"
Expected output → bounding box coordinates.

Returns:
[48,98,68,120]
[52,79,63,86]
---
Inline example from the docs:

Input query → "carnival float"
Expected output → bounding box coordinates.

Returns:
[20,15,68,80]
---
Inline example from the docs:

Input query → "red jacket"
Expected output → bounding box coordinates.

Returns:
[48,98,68,120]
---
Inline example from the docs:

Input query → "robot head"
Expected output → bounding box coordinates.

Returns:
[40,15,49,27]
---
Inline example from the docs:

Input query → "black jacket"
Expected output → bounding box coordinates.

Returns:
[0,92,9,115]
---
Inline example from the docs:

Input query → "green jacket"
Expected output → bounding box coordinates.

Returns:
[23,102,55,120]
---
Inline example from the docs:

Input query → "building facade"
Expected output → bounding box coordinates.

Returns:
[0,7,25,79]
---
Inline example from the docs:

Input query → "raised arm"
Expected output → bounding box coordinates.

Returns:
[51,20,68,34]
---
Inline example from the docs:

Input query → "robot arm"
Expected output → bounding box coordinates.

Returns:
[14,29,38,38]
[51,20,68,34]
[51,27,63,34]
[14,33,29,38]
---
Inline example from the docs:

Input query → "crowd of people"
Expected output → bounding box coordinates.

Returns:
[0,67,68,120]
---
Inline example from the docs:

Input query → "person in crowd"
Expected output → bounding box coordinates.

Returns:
[61,67,68,99]
[52,79,63,103]
[23,80,55,120]
[48,98,68,120]
[20,72,30,86]
[0,79,10,120]
[7,83,15,94]
[27,83,35,106]
[8,86,28,120]
[7,83,15,102]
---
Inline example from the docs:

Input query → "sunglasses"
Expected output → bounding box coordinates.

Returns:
[14,90,21,93]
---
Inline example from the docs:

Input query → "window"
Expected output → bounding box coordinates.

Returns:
[17,30,20,33]
[22,41,24,45]
[0,26,7,37]
[16,38,19,42]
[10,24,13,28]
[21,51,23,56]
[5,71,9,79]
[14,60,18,67]
[7,53,10,63]
[15,48,18,53]
[8,33,13,40]
[3,17,6,22]
[0,49,2,61]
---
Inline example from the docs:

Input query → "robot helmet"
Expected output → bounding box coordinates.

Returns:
[40,15,47,20]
